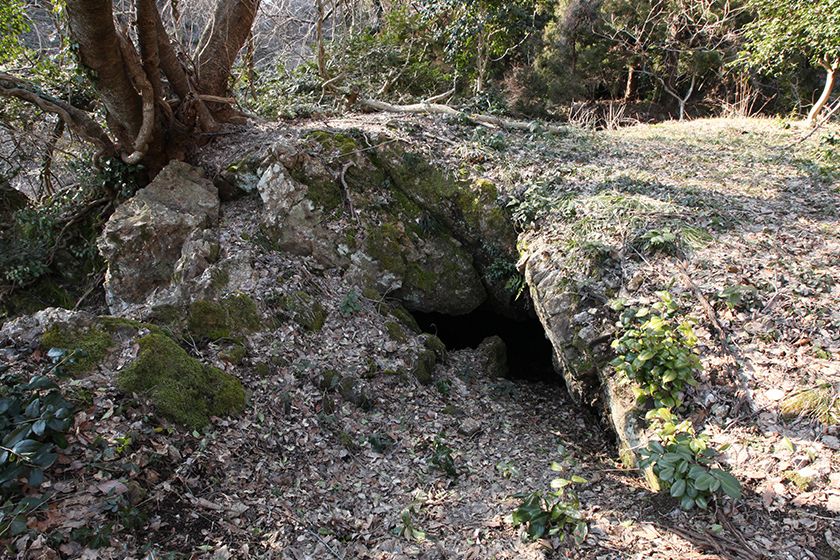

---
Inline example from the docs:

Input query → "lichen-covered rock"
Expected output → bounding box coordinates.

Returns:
[253,130,523,315]
[117,333,245,429]
[521,238,646,463]
[0,308,95,349]
[477,335,508,378]
[98,161,219,314]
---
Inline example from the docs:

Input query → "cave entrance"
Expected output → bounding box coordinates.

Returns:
[412,304,559,383]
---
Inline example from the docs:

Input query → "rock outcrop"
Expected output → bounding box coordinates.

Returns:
[254,130,519,316]
[521,238,647,464]
[98,161,220,314]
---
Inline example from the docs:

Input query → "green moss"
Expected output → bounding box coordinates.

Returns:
[362,286,381,300]
[187,293,260,340]
[456,178,515,247]
[188,300,230,340]
[385,321,407,342]
[305,176,343,212]
[41,324,113,376]
[222,292,261,331]
[99,316,162,336]
[305,130,358,155]
[412,350,437,385]
[210,268,230,291]
[148,304,182,330]
[423,334,447,362]
[117,333,245,429]
[405,263,435,292]
[254,362,271,377]
[278,291,327,332]
[219,343,247,365]
[320,369,341,391]
[365,222,407,275]
[780,384,838,425]
[389,305,421,333]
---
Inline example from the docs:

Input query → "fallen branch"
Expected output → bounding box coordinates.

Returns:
[357,97,569,134]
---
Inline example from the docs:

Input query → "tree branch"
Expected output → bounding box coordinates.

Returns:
[0,72,115,158]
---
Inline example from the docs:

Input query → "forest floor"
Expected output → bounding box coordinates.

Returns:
[2,116,839,559]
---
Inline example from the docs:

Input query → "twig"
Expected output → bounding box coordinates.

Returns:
[338,161,359,224]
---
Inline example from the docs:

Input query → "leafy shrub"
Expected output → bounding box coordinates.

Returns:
[429,438,458,478]
[511,466,587,543]
[717,283,759,310]
[639,408,741,510]
[611,292,700,408]
[0,370,76,536]
[638,227,681,255]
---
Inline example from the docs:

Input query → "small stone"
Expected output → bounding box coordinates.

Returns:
[821,435,840,450]
[458,418,481,436]
[827,495,840,513]
[766,389,785,401]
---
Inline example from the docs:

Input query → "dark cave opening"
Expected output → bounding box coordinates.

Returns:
[412,304,559,383]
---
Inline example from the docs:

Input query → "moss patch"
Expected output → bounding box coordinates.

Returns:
[389,305,421,333]
[422,334,447,362]
[219,343,247,365]
[117,333,245,429]
[188,300,231,340]
[41,324,113,376]
[365,222,407,276]
[305,130,359,156]
[412,350,437,385]
[277,290,327,332]
[187,293,261,341]
[780,384,838,425]
[385,321,407,343]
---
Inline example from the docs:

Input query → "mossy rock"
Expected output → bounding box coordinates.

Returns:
[188,300,231,340]
[305,130,359,156]
[99,316,163,336]
[338,377,373,410]
[187,293,261,340]
[411,350,437,385]
[422,334,447,362]
[385,321,407,343]
[117,333,245,429]
[389,305,421,333]
[41,324,113,376]
[277,290,327,332]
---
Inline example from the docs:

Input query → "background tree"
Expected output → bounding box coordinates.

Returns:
[1,0,260,175]
[740,0,840,126]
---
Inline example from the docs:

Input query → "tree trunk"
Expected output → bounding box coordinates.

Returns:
[196,0,261,107]
[65,0,143,150]
[806,61,837,127]
[624,65,635,101]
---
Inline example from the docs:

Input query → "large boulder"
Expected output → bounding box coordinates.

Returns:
[521,237,647,465]
[256,130,519,315]
[99,162,219,314]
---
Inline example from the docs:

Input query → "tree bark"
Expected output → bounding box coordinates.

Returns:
[624,65,635,101]
[806,60,838,127]
[65,0,143,150]
[196,0,261,107]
